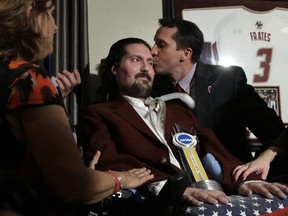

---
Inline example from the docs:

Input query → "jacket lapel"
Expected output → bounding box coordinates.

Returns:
[110,97,160,141]
[194,62,214,127]
[163,102,182,143]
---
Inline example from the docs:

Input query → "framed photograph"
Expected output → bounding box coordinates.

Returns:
[255,86,281,117]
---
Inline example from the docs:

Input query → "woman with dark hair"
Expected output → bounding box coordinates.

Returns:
[0,0,153,214]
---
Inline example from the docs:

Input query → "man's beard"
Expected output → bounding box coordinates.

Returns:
[120,80,152,99]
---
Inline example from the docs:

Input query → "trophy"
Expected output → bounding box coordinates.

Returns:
[172,124,223,191]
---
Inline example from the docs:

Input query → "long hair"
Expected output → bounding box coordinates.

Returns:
[0,0,53,62]
[95,38,151,103]
[158,18,204,63]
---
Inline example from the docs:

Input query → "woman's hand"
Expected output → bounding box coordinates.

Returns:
[233,148,279,181]
[56,69,81,98]
[88,151,154,190]
[115,168,154,190]
[232,159,269,181]
[89,151,101,169]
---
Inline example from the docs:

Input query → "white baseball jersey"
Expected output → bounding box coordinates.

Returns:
[212,8,288,85]
[184,7,288,122]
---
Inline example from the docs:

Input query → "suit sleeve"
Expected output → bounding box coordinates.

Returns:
[265,127,288,152]
[78,107,144,169]
[233,68,285,152]
[77,106,172,185]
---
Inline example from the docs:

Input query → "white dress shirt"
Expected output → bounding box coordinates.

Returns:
[123,95,181,195]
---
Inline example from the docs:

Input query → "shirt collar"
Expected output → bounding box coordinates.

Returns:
[174,63,197,94]
[123,95,145,108]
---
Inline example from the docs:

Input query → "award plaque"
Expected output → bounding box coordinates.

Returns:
[172,131,223,191]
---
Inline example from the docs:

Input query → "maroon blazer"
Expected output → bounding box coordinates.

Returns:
[78,96,261,194]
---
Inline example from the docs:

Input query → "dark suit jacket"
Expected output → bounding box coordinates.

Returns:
[78,97,261,194]
[271,127,288,150]
[152,61,285,164]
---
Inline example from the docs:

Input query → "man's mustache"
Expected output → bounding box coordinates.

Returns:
[134,72,152,81]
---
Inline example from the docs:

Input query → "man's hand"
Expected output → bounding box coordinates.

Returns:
[57,69,81,98]
[182,187,230,206]
[238,181,288,199]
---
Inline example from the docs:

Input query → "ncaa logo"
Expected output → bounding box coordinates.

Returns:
[174,133,196,147]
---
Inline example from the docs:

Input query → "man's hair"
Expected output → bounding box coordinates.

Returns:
[96,38,151,102]
[0,0,54,62]
[158,18,204,63]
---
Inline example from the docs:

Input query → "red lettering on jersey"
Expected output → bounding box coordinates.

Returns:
[250,32,271,42]
[253,48,272,82]
[250,32,257,41]
[267,33,271,42]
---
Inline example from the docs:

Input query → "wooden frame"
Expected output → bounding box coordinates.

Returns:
[255,86,281,117]
[163,0,288,19]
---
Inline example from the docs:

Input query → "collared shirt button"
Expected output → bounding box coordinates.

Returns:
[160,157,167,164]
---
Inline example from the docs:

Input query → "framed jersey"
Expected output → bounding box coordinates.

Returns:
[167,0,288,123]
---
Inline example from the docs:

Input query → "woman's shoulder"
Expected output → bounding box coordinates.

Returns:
[2,58,64,110]
[1,58,45,86]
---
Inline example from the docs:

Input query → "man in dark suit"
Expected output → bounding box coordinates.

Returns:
[151,18,286,180]
[78,38,288,206]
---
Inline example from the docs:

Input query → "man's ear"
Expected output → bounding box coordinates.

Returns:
[180,48,193,61]
[26,3,34,17]
[111,65,117,76]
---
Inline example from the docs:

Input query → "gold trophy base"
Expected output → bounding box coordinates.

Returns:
[191,180,223,192]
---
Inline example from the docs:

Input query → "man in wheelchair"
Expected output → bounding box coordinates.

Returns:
[78,38,288,216]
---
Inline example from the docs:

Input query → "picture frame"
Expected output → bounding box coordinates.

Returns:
[248,86,282,145]
[254,86,281,117]
[165,0,288,19]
